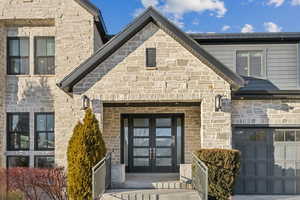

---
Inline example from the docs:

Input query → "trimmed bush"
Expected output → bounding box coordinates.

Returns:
[195,149,240,200]
[67,108,107,200]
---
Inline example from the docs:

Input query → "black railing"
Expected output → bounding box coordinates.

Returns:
[92,153,112,200]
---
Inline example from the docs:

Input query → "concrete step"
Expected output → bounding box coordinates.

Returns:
[113,181,192,190]
[101,189,201,200]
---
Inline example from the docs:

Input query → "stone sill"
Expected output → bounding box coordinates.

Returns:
[145,67,158,70]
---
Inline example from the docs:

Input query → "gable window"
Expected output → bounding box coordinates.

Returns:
[7,156,29,168]
[35,37,55,75]
[35,113,54,150]
[146,48,156,67]
[7,37,29,75]
[236,50,264,77]
[35,156,55,168]
[7,113,30,150]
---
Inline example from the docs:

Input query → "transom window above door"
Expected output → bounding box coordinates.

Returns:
[236,50,265,78]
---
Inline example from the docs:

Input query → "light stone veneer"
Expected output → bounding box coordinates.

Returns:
[103,106,201,164]
[232,99,300,125]
[0,0,101,167]
[57,22,234,168]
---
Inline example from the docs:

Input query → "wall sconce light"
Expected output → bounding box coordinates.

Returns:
[81,95,90,110]
[215,95,223,112]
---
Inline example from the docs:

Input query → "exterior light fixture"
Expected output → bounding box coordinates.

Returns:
[215,95,222,112]
[81,95,90,110]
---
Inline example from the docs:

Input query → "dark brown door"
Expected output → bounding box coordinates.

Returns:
[123,114,184,173]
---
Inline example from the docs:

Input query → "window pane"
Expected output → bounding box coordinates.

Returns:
[286,131,295,141]
[134,128,149,136]
[236,52,248,76]
[156,118,171,127]
[46,114,54,131]
[9,39,19,56]
[7,156,29,168]
[146,48,156,67]
[47,38,55,56]
[274,131,285,142]
[48,132,54,148]
[7,113,29,150]
[156,128,171,136]
[36,38,47,56]
[36,57,48,74]
[20,58,29,74]
[250,52,262,77]
[134,138,149,147]
[177,118,182,164]
[46,57,55,74]
[124,119,128,166]
[35,156,55,168]
[9,58,20,74]
[156,138,172,147]
[38,132,47,149]
[37,114,46,131]
[133,118,149,127]
[20,133,29,149]
[20,38,29,57]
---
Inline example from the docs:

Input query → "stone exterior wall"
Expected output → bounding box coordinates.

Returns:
[232,99,300,125]
[103,106,201,164]
[0,0,101,167]
[57,22,234,168]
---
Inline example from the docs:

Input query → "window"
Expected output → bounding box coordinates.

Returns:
[35,113,54,150]
[7,113,30,150]
[7,156,29,168]
[35,37,55,74]
[236,51,264,77]
[35,156,55,168]
[7,37,29,75]
[146,48,156,67]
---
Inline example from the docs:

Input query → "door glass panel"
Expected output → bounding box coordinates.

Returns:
[134,138,149,147]
[177,118,182,164]
[134,148,149,156]
[156,118,171,127]
[156,158,172,166]
[134,128,149,136]
[134,158,149,166]
[124,118,128,166]
[134,118,149,127]
[156,138,172,147]
[156,148,171,157]
[156,128,171,136]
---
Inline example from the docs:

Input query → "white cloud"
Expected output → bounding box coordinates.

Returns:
[141,0,159,7]
[241,24,254,33]
[264,22,282,32]
[222,25,230,31]
[291,0,300,5]
[136,0,227,28]
[267,0,285,7]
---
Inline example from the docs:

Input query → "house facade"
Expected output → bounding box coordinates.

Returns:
[0,0,300,195]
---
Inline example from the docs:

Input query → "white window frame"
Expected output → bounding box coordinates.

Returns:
[234,47,267,79]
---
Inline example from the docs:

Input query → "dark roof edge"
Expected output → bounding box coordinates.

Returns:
[233,90,300,100]
[58,7,244,92]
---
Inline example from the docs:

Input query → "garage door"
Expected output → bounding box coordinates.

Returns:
[233,128,300,194]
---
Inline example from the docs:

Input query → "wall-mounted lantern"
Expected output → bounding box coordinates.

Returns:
[215,95,223,112]
[81,95,90,110]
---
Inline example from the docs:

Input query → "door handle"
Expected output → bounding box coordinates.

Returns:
[149,148,153,160]
[152,148,156,160]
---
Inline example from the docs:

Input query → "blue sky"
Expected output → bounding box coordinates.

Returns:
[91,0,300,34]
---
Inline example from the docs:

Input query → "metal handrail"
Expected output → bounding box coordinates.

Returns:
[92,153,112,200]
[192,153,208,200]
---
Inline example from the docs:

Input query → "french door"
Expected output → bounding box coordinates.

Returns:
[121,114,184,173]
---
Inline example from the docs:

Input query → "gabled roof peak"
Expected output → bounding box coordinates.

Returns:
[58,6,244,92]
